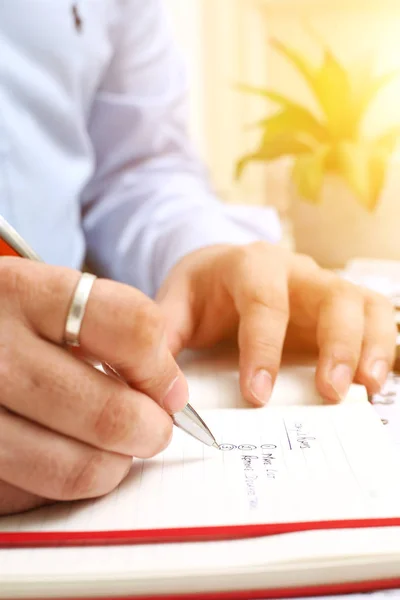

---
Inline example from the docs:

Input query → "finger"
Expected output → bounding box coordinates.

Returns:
[156,275,195,356]
[223,244,289,406]
[315,283,364,403]
[1,326,173,457]
[354,292,397,394]
[0,480,50,517]
[0,407,131,502]
[157,245,239,354]
[79,278,188,414]
[1,258,188,413]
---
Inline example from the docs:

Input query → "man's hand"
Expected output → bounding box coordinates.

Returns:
[157,243,397,405]
[0,258,188,516]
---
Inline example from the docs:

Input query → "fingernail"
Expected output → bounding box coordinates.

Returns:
[162,375,189,413]
[370,359,388,389]
[329,364,353,401]
[250,370,273,405]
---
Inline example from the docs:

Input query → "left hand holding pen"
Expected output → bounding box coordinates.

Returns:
[157,242,397,405]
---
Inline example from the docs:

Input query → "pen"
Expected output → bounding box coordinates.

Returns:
[0,215,219,449]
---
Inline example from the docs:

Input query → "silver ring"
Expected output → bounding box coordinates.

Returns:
[64,273,97,347]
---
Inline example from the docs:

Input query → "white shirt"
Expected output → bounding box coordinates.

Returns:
[0,0,281,297]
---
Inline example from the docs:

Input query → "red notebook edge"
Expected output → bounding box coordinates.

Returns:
[2,516,400,548]
[25,576,400,600]
[0,238,19,257]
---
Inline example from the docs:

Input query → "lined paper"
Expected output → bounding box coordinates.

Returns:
[372,372,400,447]
[1,402,400,535]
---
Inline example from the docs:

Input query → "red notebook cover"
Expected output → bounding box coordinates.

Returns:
[2,515,400,548]
[0,237,19,257]
[23,576,400,600]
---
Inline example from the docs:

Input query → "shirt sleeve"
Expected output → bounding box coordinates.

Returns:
[81,0,281,298]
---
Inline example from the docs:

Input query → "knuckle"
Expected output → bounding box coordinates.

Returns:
[295,253,319,272]
[332,278,358,296]
[254,241,291,268]
[0,344,13,397]
[93,389,173,458]
[325,279,362,305]
[93,391,136,450]
[270,298,290,319]
[233,244,256,274]
[0,324,26,402]
[365,289,394,312]
[318,309,361,346]
[235,241,282,268]
[60,450,114,500]
[247,240,271,256]
[232,244,289,312]
[0,481,48,517]
[132,301,165,347]
[26,450,67,501]
[248,337,282,363]
[133,362,178,397]
[0,259,25,298]
[248,297,289,321]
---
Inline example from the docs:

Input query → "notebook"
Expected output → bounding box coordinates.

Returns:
[1,349,400,599]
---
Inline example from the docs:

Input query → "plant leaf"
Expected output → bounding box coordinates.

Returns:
[235,40,399,210]
[270,39,316,89]
[349,53,374,102]
[270,40,354,139]
[313,49,353,139]
[234,83,296,105]
[292,146,329,203]
[360,70,400,116]
[349,57,400,129]
[336,142,370,206]
[369,151,388,210]
[235,132,312,179]
[255,106,327,143]
[335,141,390,211]
[372,125,400,154]
[236,81,327,142]
[235,153,264,180]
[258,130,315,157]
[235,83,322,121]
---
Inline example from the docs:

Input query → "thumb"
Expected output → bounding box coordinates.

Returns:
[156,277,195,357]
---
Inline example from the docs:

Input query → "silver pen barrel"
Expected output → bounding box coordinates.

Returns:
[172,404,219,447]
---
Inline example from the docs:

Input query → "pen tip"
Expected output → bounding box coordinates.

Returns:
[212,442,220,450]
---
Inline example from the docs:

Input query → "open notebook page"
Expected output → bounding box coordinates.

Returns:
[1,401,400,543]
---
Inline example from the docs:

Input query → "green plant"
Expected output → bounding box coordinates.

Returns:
[235,39,400,210]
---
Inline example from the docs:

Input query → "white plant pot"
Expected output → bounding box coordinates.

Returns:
[290,161,400,269]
